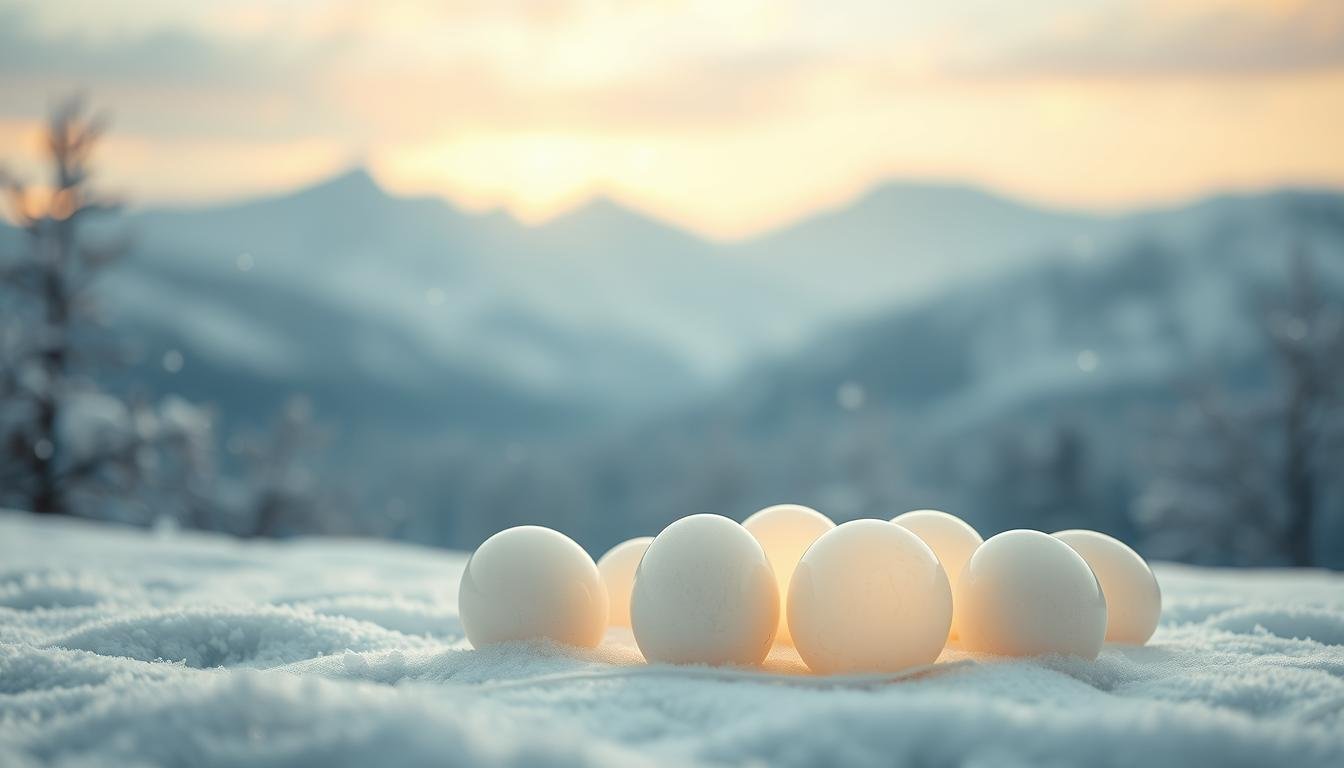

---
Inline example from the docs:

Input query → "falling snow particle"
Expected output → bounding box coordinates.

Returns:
[1071,234,1095,261]
[1076,349,1099,373]
[837,381,866,410]
[163,349,185,373]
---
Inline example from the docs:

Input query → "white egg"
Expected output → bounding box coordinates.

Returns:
[458,526,608,649]
[1053,529,1161,645]
[787,519,952,675]
[742,504,836,645]
[891,509,983,641]
[631,514,778,666]
[595,536,653,628]
[956,529,1107,659]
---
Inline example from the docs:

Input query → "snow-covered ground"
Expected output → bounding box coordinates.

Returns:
[2,512,1342,767]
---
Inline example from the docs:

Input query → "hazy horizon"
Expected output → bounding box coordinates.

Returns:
[8,159,1343,244]
[2,0,1341,572]
[3,0,1343,237]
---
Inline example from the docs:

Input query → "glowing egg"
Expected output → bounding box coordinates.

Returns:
[631,514,778,666]
[459,526,608,649]
[891,509,983,640]
[742,504,836,645]
[787,519,952,675]
[1053,529,1161,645]
[956,529,1107,659]
[595,536,653,627]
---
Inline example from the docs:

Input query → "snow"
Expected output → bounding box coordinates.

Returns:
[2,512,1342,767]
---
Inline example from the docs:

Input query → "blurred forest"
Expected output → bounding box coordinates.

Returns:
[2,103,1341,567]
[0,102,351,537]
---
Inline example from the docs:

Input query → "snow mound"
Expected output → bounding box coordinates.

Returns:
[43,605,435,668]
[287,595,462,639]
[1,513,1342,767]
[1204,605,1344,646]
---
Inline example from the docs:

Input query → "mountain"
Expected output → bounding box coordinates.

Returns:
[528,188,1344,555]
[494,196,818,374]
[734,181,1121,308]
[16,174,1342,432]
[104,170,709,433]
[102,171,1147,429]
[10,168,1344,551]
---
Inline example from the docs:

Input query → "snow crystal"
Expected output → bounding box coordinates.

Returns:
[1,512,1341,767]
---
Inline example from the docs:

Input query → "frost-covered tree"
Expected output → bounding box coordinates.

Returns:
[0,99,214,521]
[225,395,347,537]
[963,422,1104,536]
[1268,248,1344,565]
[1135,247,1344,566]
[1133,395,1285,565]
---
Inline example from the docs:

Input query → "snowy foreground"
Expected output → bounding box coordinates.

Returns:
[2,513,1342,767]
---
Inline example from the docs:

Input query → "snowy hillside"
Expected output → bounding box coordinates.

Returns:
[105,172,1344,431]
[454,190,1344,559]
[80,172,1143,428]
[2,512,1341,767]
[9,178,1343,552]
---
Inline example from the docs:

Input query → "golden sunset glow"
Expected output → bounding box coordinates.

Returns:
[2,0,1342,236]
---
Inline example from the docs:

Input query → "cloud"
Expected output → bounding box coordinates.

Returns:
[0,0,814,141]
[2,0,1343,236]
[973,0,1344,78]
[0,5,333,87]
[0,2,359,145]
[333,48,821,144]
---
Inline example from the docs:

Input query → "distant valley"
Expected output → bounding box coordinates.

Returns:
[5,173,1342,559]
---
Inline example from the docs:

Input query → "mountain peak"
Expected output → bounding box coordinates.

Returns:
[543,194,695,237]
[856,180,1018,211]
[521,194,710,257]
[553,194,636,224]
[300,167,385,200]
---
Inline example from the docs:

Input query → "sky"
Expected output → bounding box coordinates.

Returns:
[2,0,1343,239]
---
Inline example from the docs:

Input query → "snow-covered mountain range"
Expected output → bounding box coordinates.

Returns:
[576,189,1344,544]
[51,169,1318,426]
[4,172,1342,552]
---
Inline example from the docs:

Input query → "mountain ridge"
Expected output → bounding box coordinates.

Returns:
[7,169,1344,550]
[120,165,1344,245]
